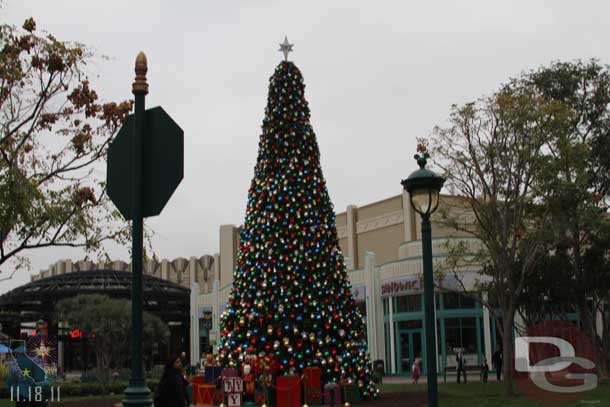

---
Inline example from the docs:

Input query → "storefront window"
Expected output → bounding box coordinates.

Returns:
[443,292,476,309]
[397,320,422,330]
[479,316,486,355]
[444,317,477,355]
[384,322,391,373]
[383,298,389,316]
[395,294,422,313]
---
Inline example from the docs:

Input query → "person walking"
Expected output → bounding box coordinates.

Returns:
[411,357,422,384]
[492,348,503,382]
[480,357,489,383]
[154,355,190,407]
[456,351,467,384]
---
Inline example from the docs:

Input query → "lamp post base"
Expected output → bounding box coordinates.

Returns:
[122,384,152,407]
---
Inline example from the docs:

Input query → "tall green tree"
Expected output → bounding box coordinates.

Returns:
[55,294,169,377]
[519,60,610,378]
[431,83,569,396]
[218,61,378,399]
[0,18,133,275]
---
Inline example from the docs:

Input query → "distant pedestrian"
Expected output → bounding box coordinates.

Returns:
[154,355,189,407]
[412,357,422,384]
[480,357,489,383]
[180,351,190,374]
[456,351,467,383]
[492,348,503,381]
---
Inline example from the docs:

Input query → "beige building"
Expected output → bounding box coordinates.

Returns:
[194,190,492,376]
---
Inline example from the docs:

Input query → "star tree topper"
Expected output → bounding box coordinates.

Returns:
[278,36,294,61]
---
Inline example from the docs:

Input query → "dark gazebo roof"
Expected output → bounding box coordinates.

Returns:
[0,269,190,325]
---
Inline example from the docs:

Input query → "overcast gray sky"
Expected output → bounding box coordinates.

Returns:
[1,0,609,293]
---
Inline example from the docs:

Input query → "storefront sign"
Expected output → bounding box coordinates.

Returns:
[351,284,366,302]
[380,276,421,298]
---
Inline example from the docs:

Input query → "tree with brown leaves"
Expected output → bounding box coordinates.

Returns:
[0,18,133,277]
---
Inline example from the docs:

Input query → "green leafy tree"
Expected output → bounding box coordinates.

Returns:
[55,294,169,377]
[217,61,378,399]
[0,18,133,276]
[518,60,610,377]
[432,83,569,396]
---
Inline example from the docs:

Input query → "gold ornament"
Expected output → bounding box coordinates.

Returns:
[239,317,245,326]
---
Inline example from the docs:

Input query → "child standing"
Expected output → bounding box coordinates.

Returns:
[481,357,489,383]
[412,357,422,384]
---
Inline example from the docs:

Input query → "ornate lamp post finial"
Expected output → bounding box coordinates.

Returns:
[278,36,294,61]
[132,51,149,95]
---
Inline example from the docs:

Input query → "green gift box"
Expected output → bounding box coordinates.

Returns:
[342,383,361,404]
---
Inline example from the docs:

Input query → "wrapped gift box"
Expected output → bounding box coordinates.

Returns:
[303,367,322,404]
[276,375,301,407]
[341,381,361,405]
[204,366,223,386]
[323,382,341,407]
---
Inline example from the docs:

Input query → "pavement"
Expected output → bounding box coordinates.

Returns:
[381,372,501,384]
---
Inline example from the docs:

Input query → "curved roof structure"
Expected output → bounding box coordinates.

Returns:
[0,269,190,326]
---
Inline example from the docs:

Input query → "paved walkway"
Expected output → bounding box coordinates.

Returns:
[382,373,501,384]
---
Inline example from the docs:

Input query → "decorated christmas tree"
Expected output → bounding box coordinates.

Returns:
[218,40,379,399]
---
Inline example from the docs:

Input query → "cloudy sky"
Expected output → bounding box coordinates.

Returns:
[1,0,609,292]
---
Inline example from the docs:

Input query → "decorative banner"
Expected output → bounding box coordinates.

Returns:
[380,276,421,298]
[351,284,366,303]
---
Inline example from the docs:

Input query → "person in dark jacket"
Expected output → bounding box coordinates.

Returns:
[456,351,467,383]
[155,355,189,407]
[492,348,503,382]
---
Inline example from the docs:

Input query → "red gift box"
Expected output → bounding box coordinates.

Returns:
[323,383,341,407]
[303,367,322,404]
[276,375,301,407]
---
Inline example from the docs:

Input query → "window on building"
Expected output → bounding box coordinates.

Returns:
[395,294,422,313]
[479,316,486,355]
[397,320,423,330]
[443,292,476,309]
[444,317,477,355]
[384,322,391,373]
[383,298,389,316]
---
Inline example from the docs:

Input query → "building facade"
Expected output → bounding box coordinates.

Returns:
[194,191,497,375]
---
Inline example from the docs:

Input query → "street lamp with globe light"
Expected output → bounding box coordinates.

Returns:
[401,151,445,407]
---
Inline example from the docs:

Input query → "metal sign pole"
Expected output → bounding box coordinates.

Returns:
[123,52,152,407]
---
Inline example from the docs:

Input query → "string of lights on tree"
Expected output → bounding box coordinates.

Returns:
[217,38,379,399]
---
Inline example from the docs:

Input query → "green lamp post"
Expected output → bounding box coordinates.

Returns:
[401,151,445,407]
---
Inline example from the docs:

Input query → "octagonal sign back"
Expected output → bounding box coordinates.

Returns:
[107,106,184,220]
